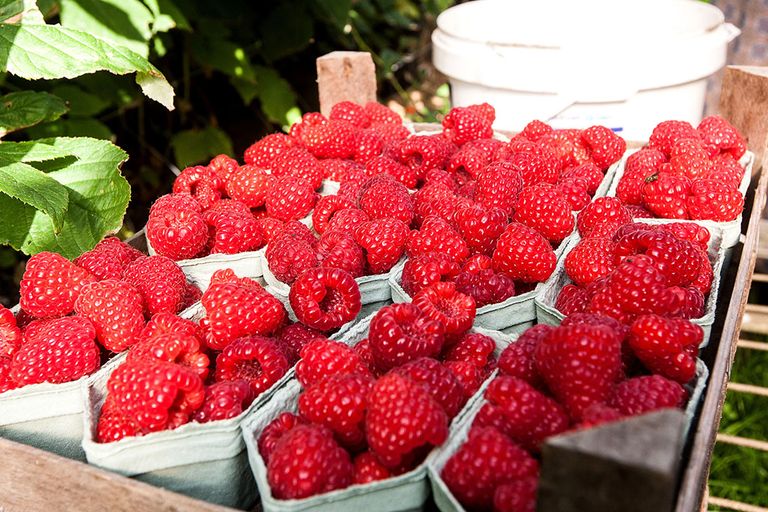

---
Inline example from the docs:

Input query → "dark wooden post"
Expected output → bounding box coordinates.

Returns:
[719,66,768,171]
[316,51,377,116]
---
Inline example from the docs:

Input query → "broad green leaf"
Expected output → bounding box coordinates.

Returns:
[59,0,153,58]
[0,91,67,137]
[51,84,110,117]
[76,73,140,108]
[0,158,69,231]
[0,140,71,162]
[36,0,56,18]
[191,37,257,104]
[171,126,233,168]
[258,2,313,62]
[0,137,130,257]
[143,0,190,32]
[254,65,297,126]
[18,0,44,24]
[0,24,175,110]
[26,118,113,139]
[231,77,258,105]
[312,0,352,29]
[0,0,23,22]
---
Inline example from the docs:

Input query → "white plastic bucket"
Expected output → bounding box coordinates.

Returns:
[432,0,740,140]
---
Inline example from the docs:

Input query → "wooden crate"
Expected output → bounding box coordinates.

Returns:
[1,61,767,512]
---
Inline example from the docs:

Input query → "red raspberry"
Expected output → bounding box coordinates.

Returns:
[121,256,187,316]
[75,237,143,281]
[707,154,745,188]
[577,197,632,238]
[518,120,552,142]
[368,303,445,372]
[614,229,700,287]
[442,103,495,145]
[201,271,287,349]
[648,120,700,156]
[321,158,365,183]
[75,279,144,352]
[581,125,626,170]
[444,360,484,397]
[443,332,496,370]
[397,135,452,179]
[127,331,210,380]
[560,162,603,195]
[371,122,410,143]
[400,252,460,296]
[578,403,624,429]
[441,426,538,511]
[658,222,710,252]
[244,133,297,167]
[413,282,476,337]
[494,478,538,512]
[146,207,208,261]
[394,357,467,419]
[413,186,468,224]
[207,154,239,185]
[454,266,516,307]
[0,306,21,358]
[10,316,99,386]
[538,129,591,169]
[258,412,305,463]
[358,175,414,225]
[599,255,669,317]
[352,337,375,372]
[204,208,263,255]
[691,250,714,295]
[327,207,370,233]
[96,397,144,442]
[628,315,702,383]
[266,237,318,285]
[565,237,617,287]
[447,146,492,178]
[453,205,507,256]
[353,218,409,273]
[299,372,374,449]
[312,195,352,235]
[150,193,202,216]
[492,222,556,283]
[179,282,200,310]
[626,205,654,219]
[255,217,284,244]
[556,283,590,316]
[616,149,668,205]
[556,177,591,211]
[315,230,365,277]
[193,380,254,423]
[271,147,324,190]
[686,179,743,222]
[425,168,461,192]
[514,184,575,244]
[497,324,552,386]
[225,165,271,208]
[265,177,317,222]
[364,155,417,188]
[172,166,223,209]
[267,424,354,499]
[535,323,622,420]
[669,138,713,180]
[406,216,469,263]
[365,102,402,125]
[329,101,371,128]
[214,336,290,396]
[476,376,569,451]
[289,268,361,332]
[296,338,371,387]
[20,252,97,319]
[139,312,203,343]
[301,120,357,159]
[608,375,687,416]
[290,112,327,139]
[105,360,205,434]
[274,323,326,364]
[366,372,449,469]
[642,171,691,218]
[474,161,523,216]
[504,144,560,187]
[353,129,385,165]
[697,115,746,159]
[272,220,317,245]
[353,452,392,484]
[560,312,630,344]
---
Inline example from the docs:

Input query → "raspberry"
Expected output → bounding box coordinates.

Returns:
[201,271,286,349]
[365,102,402,125]
[444,360,484,397]
[321,158,365,183]
[454,266,516,307]
[244,133,296,167]
[289,268,361,332]
[105,360,205,434]
[366,372,449,468]
[494,478,538,512]
[626,205,654,219]
[207,154,239,185]
[535,323,622,420]
[193,380,254,423]
[707,154,744,188]
[329,101,371,128]
[617,149,668,205]
[301,120,356,159]
[357,175,414,225]
[648,120,700,156]
[497,324,552,386]
[447,146,492,178]
[641,171,691,218]
[492,222,556,283]
[352,337,375,371]
[687,179,744,221]
[564,238,617,287]
[127,331,210,380]
[627,315,702,383]
[443,332,496,370]
[394,357,467,419]
[425,168,460,192]
[75,237,143,281]
[266,237,318,285]
[504,145,560,187]
[315,230,365,277]
[96,397,144,442]
[255,217,284,244]
[364,155,417,188]
[368,303,445,372]
[225,165,271,208]
[658,222,710,252]
[560,162,603,195]
[453,205,507,256]
[474,161,523,217]
[271,147,324,190]
[514,184,575,244]
[556,283,590,316]
[353,452,392,484]
[669,138,713,180]
[397,135,452,179]
[296,339,370,387]
[520,120,553,142]
[371,122,410,143]
[557,177,591,211]
[172,166,223,209]
[691,250,714,295]
[139,312,203,342]
[576,197,632,238]
[265,177,317,222]
[353,218,409,273]
[413,185,467,224]
[20,252,97,319]
[289,112,327,140]
[476,376,569,451]
[599,255,669,317]
[441,426,538,511]
[149,193,202,216]
[406,216,469,263]
[614,229,700,287]
[258,412,305,463]
[204,207,263,254]
[413,282,476,337]
[539,129,591,169]
[561,312,630,341]
[352,129,384,165]
[267,424,354,499]
[75,279,144,352]
[214,336,290,396]
[10,316,99,386]
[146,208,208,262]
[697,115,746,159]
[581,125,626,170]
[298,372,374,449]
[272,220,317,245]
[275,323,326,364]
[0,306,21,358]
[400,252,460,296]
[312,195,352,235]
[442,103,495,145]
[121,256,186,316]
[327,207,369,233]
[608,375,687,416]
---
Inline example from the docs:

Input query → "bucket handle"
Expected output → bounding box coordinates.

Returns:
[718,23,741,44]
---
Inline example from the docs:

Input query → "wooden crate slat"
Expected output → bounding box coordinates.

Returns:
[726,382,768,398]
[708,497,768,512]
[715,433,768,453]
[736,339,768,351]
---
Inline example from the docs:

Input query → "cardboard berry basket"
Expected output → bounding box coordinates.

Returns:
[605,148,755,248]
[534,226,726,346]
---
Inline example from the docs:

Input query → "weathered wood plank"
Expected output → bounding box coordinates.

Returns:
[316,51,377,116]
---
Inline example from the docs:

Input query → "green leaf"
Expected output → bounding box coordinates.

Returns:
[254,65,297,126]
[59,0,153,58]
[0,24,175,110]
[0,140,72,162]
[0,91,67,137]
[51,84,110,117]
[258,1,313,61]
[171,126,233,168]
[0,0,23,22]
[312,0,352,29]
[191,37,257,104]
[26,118,113,139]
[0,157,69,231]
[0,137,130,258]
[142,0,190,32]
